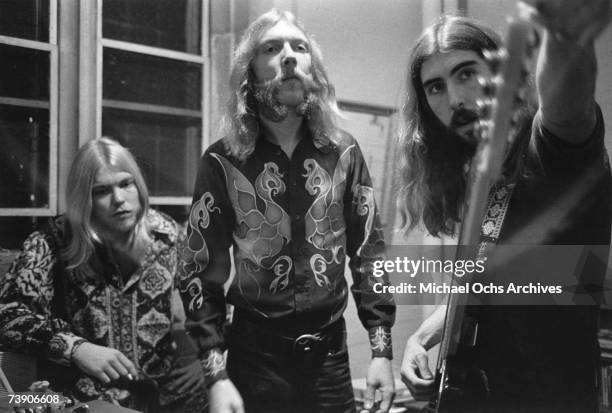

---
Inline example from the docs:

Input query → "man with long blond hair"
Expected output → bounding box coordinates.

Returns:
[398,1,612,412]
[178,9,396,413]
[0,137,207,412]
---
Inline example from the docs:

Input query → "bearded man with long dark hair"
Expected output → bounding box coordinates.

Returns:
[178,9,396,413]
[399,2,612,412]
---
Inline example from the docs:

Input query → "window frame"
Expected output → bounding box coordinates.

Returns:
[0,0,59,216]
[81,0,210,206]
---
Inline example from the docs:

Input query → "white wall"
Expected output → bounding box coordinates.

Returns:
[296,0,422,108]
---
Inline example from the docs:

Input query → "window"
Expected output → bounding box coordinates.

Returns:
[0,0,209,248]
[99,0,209,205]
[0,0,57,215]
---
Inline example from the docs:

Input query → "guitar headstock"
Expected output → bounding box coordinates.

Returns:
[472,18,540,181]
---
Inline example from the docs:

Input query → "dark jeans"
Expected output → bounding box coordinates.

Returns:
[226,319,356,413]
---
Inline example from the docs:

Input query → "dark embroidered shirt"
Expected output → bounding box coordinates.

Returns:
[179,129,395,379]
[0,210,190,405]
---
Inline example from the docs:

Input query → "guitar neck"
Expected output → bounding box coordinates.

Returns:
[437,15,533,358]
[432,17,535,411]
[437,171,492,363]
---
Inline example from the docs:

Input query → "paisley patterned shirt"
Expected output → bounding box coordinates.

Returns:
[179,129,396,380]
[0,210,188,405]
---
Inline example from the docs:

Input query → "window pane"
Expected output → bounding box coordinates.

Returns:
[0,44,50,100]
[103,0,201,54]
[0,105,50,208]
[103,48,201,110]
[102,108,201,197]
[0,0,49,42]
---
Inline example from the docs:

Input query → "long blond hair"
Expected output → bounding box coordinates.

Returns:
[62,137,149,270]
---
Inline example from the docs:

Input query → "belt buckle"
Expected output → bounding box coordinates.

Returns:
[293,334,321,354]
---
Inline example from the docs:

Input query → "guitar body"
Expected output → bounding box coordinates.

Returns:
[433,345,489,413]
[429,315,489,413]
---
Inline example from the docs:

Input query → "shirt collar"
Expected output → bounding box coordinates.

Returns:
[257,123,335,154]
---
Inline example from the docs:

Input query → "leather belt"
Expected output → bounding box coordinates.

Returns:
[229,316,346,357]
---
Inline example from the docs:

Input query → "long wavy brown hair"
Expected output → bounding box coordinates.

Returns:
[222,9,343,161]
[397,14,537,237]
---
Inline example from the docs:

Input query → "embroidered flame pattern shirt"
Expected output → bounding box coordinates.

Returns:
[179,130,396,379]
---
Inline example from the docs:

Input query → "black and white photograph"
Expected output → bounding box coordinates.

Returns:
[0,1,611,412]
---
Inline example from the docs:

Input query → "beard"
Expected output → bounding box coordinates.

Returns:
[427,108,479,167]
[422,109,481,221]
[441,105,534,180]
[449,106,481,146]
[252,69,318,122]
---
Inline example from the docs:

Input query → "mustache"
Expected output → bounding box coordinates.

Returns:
[255,67,317,93]
[449,107,479,130]
[449,107,480,147]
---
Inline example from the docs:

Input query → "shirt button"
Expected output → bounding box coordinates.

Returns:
[294,214,301,221]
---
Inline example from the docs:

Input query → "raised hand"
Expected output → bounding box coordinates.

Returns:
[519,0,612,46]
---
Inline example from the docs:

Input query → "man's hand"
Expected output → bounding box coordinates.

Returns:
[400,337,436,401]
[167,360,205,394]
[519,0,611,46]
[364,357,395,413]
[209,379,244,413]
[72,342,138,384]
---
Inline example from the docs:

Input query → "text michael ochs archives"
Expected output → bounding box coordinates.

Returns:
[370,257,563,297]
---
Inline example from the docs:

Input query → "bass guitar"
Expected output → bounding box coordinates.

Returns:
[429,16,538,413]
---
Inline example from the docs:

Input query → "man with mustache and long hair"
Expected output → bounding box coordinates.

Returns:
[399,1,612,412]
[178,9,396,413]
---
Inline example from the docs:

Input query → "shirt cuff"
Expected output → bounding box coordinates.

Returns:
[368,326,393,359]
[201,348,228,388]
[47,332,87,366]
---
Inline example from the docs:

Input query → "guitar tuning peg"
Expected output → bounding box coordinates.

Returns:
[511,110,523,125]
[526,27,540,52]
[483,49,507,73]
[514,87,530,107]
[477,76,497,97]
[476,119,492,140]
[507,127,518,144]
[476,97,494,118]
[473,121,484,141]
[520,67,531,81]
